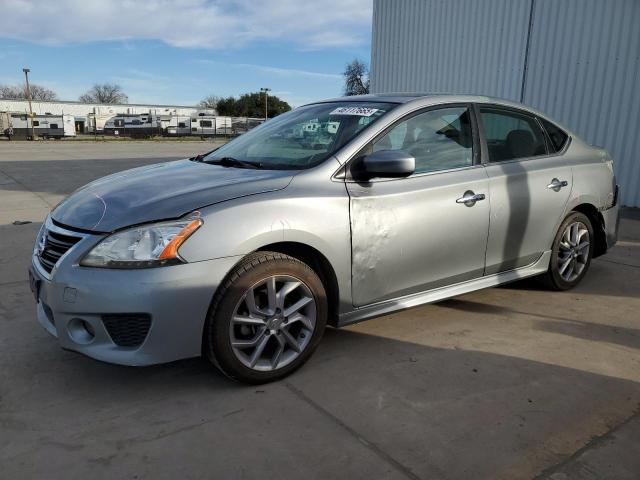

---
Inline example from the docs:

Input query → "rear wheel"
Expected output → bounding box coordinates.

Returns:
[204,252,327,383]
[542,211,593,290]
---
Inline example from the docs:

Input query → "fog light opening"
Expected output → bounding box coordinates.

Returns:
[68,318,96,345]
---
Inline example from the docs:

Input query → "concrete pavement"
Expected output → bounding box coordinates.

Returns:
[1,142,639,479]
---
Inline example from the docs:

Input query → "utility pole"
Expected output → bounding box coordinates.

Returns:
[260,87,271,120]
[23,68,35,140]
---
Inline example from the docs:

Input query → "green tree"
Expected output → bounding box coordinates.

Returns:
[211,92,291,118]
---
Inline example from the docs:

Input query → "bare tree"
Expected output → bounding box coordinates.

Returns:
[198,95,221,109]
[0,83,58,101]
[28,84,59,101]
[79,83,128,104]
[343,59,370,96]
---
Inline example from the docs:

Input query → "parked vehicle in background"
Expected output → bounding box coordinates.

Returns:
[166,115,192,136]
[103,113,163,138]
[0,111,11,137]
[5,113,75,139]
[29,94,619,383]
[190,115,231,137]
[104,113,260,138]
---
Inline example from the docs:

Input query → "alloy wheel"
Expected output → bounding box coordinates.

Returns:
[229,275,316,371]
[557,221,590,282]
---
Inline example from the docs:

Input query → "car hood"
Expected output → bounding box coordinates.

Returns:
[51,159,294,232]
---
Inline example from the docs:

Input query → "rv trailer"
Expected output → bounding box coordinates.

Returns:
[6,113,75,139]
[103,114,163,138]
[1,112,10,138]
[166,115,192,136]
[189,115,218,137]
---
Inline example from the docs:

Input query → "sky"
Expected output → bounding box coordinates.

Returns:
[0,0,373,107]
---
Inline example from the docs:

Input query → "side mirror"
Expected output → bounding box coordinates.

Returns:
[361,149,415,178]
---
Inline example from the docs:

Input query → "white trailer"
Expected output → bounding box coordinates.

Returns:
[6,113,75,139]
[190,115,217,137]
[103,114,163,138]
[166,115,192,136]
[1,112,10,137]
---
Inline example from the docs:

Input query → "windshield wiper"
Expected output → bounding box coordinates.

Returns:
[205,157,263,169]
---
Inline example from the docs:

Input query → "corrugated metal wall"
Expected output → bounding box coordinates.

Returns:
[371,0,640,206]
[371,0,532,100]
[523,0,640,207]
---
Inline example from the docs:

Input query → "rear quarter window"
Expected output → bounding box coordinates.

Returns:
[540,118,569,153]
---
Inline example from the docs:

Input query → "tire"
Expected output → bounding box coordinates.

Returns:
[541,211,594,290]
[204,251,328,384]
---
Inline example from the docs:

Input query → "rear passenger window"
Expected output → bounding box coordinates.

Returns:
[480,108,547,162]
[540,118,568,152]
[373,106,474,174]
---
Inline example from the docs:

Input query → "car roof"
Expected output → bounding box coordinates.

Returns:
[310,92,522,107]
[307,93,563,128]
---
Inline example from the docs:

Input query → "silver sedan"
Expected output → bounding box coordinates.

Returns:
[30,94,619,383]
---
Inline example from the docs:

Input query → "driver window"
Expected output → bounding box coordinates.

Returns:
[373,106,474,174]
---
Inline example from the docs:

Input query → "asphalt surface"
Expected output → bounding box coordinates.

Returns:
[1,141,639,480]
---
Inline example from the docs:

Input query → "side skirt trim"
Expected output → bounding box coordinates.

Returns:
[337,251,551,327]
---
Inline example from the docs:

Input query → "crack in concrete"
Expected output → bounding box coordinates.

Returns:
[533,403,640,479]
[285,381,427,480]
[0,280,28,288]
[0,166,56,208]
[597,258,640,269]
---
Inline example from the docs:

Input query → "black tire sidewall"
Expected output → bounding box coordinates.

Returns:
[548,212,594,290]
[206,253,328,383]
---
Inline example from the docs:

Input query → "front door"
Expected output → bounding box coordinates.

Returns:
[347,105,490,307]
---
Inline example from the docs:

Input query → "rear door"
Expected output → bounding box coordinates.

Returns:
[347,104,490,306]
[477,105,572,274]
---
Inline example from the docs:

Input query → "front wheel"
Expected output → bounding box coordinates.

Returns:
[204,252,327,384]
[542,211,594,290]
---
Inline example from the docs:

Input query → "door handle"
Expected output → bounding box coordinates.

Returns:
[456,191,486,206]
[547,178,568,190]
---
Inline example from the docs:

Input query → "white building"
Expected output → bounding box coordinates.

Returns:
[370,0,640,207]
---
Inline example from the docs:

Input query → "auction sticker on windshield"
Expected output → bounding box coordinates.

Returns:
[330,107,379,116]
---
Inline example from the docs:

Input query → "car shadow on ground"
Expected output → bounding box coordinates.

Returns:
[8,324,638,480]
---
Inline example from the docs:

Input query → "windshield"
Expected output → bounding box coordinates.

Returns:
[203,102,396,169]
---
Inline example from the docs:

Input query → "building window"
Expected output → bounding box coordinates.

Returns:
[200,120,212,128]
[33,121,39,126]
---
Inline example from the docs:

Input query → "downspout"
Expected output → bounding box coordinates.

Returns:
[520,0,536,103]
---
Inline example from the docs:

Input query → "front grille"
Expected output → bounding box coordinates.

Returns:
[38,229,82,273]
[102,314,152,348]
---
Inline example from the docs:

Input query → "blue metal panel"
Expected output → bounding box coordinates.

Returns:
[371,0,640,206]
[371,0,532,100]
[523,0,640,207]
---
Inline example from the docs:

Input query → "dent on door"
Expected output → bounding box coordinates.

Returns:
[350,192,401,303]
[349,168,490,307]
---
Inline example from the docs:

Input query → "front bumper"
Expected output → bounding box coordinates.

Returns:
[30,222,241,366]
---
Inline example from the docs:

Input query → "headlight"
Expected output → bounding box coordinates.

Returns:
[80,218,203,268]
